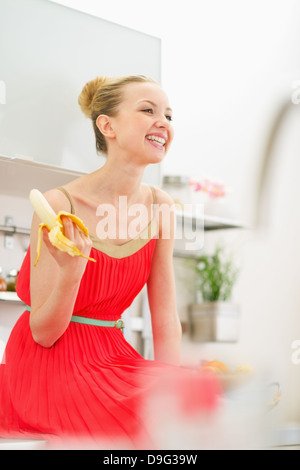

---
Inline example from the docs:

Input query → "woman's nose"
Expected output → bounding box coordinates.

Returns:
[155,115,170,128]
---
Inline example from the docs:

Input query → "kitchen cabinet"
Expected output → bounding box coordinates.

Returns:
[1,0,161,176]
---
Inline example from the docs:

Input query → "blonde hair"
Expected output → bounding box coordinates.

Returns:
[78,75,157,154]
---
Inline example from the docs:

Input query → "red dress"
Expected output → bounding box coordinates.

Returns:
[0,190,221,449]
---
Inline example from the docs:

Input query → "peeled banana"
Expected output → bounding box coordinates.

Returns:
[29,189,96,266]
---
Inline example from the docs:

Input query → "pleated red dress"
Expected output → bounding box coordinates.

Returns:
[0,188,221,449]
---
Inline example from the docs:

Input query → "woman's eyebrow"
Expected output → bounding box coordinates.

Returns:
[138,99,173,112]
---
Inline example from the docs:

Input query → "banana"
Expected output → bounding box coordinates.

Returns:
[29,189,96,266]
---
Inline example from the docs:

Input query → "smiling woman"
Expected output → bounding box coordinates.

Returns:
[78,75,174,165]
[0,75,221,449]
[78,75,168,155]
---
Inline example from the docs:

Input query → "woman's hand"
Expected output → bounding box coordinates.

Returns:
[41,215,93,280]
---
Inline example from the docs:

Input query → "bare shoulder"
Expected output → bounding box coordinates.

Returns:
[40,187,73,214]
[152,186,174,207]
[151,187,175,240]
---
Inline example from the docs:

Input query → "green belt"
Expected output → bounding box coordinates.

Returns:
[71,315,124,330]
[25,306,124,331]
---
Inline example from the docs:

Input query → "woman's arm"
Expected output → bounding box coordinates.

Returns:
[147,189,182,366]
[29,190,92,348]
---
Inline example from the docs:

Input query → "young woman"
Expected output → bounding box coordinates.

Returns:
[0,76,221,448]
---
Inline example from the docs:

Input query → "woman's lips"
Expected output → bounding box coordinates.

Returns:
[145,134,167,151]
[146,138,166,151]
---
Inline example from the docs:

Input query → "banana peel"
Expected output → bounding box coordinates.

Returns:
[30,189,96,266]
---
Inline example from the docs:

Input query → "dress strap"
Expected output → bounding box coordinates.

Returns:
[56,185,156,214]
[56,187,75,215]
[150,186,157,205]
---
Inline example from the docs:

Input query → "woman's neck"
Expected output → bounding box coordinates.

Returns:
[83,155,146,204]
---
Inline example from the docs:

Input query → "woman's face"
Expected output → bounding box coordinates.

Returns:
[107,82,174,164]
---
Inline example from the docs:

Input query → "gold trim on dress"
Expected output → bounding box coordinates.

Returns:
[90,214,158,259]
[56,186,158,259]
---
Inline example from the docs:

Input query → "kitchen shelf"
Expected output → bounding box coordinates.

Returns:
[173,210,245,259]
[0,154,84,198]
[175,210,244,231]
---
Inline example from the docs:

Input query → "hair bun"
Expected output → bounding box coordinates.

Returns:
[78,76,110,118]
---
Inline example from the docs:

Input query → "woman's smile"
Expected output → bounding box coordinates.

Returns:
[145,132,167,151]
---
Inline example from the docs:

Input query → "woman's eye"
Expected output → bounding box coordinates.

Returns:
[142,109,173,122]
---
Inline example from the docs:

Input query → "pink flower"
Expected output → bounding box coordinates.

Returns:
[190,179,226,198]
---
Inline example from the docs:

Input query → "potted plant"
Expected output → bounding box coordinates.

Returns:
[188,245,240,342]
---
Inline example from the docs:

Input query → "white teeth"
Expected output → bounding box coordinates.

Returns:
[146,135,166,145]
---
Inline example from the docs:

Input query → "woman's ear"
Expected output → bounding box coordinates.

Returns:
[96,115,116,139]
